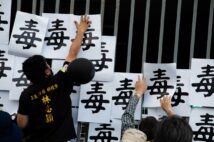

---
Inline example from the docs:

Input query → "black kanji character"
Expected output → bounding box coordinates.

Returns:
[192,65,214,97]
[0,50,11,79]
[81,82,109,113]
[147,69,174,99]
[13,19,42,49]
[12,70,30,87]
[193,113,214,141]
[171,76,188,107]
[112,78,135,110]
[45,19,69,50]
[0,4,8,31]
[90,42,112,72]
[89,124,118,142]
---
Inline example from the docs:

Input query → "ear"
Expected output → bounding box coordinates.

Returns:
[45,68,51,77]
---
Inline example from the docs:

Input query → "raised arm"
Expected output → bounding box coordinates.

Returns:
[65,15,91,63]
[160,95,175,117]
[121,75,147,135]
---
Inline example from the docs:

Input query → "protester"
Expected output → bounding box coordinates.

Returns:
[121,75,148,142]
[121,77,193,142]
[16,15,94,142]
[155,96,193,142]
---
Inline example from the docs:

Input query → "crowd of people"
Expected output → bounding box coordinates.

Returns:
[121,76,193,142]
[0,15,193,142]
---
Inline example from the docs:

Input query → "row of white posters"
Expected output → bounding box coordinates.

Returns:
[0,0,214,141]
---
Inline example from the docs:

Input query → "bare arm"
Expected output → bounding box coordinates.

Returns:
[16,113,29,129]
[65,15,91,62]
[160,95,175,117]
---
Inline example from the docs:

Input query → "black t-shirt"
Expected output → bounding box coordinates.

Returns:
[18,66,76,142]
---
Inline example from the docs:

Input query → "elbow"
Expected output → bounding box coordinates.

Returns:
[16,114,28,129]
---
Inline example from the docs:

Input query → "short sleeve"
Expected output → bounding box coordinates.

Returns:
[17,93,30,115]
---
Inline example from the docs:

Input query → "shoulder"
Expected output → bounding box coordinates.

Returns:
[19,85,37,100]
[121,128,147,142]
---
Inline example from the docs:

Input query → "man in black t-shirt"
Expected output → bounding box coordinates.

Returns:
[16,16,94,142]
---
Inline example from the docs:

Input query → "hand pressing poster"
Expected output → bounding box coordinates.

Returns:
[0,0,11,44]
[9,11,49,57]
[71,14,101,59]
[190,58,214,107]
[143,63,176,107]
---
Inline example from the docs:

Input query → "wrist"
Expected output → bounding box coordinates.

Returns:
[134,91,143,98]
[166,109,175,117]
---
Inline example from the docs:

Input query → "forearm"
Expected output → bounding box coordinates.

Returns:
[65,32,84,62]
[166,109,175,117]
[121,95,140,135]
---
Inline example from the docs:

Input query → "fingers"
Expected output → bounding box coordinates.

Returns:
[81,15,90,23]
[138,75,141,81]
[160,95,171,102]
[160,95,174,117]
[160,95,172,108]
[137,75,145,81]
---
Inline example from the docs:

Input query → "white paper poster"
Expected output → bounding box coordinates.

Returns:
[189,107,214,142]
[0,44,14,90]
[42,13,73,59]
[9,11,49,57]
[87,119,121,142]
[0,0,11,44]
[171,69,191,117]
[111,72,142,120]
[9,56,31,100]
[71,15,101,59]
[143,63,176,107]
[78,81,113,123]
[190,58,214,107]
[92,36,116,82]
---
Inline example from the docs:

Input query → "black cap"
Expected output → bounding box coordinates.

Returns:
[67,58,95,84]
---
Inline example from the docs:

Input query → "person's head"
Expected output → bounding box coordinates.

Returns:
[0,111,23,141]
[22,55,52,84]
[66,58,95,84]
[155,115,193,142]
[139,116,158,141]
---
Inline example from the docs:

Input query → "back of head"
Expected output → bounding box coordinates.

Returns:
[22,55,47,84]
[66,58,95,84]
[139,116,158,141]
[155,115,193,142]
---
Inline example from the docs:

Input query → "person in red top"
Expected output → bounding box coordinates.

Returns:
[16,15,95,142]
